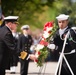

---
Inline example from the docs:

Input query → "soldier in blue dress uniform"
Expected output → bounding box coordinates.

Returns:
[0,16,19,75]
[17,25,36,75]
[48,14,76,75]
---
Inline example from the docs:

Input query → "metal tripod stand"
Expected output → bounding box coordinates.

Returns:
[55,30,74,75]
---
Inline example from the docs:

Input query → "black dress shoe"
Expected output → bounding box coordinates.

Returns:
[10,72,16,74]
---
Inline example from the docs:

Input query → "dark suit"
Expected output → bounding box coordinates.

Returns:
[0,26,16,75]
[52,27,76,75]
[10,32,19,67]
[17,34,33,75]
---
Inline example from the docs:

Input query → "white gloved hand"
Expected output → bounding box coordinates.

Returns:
[47,44,55,50]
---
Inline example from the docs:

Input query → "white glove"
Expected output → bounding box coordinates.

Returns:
[47,44,55,50]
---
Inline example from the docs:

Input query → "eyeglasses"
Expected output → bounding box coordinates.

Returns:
[12,22,19,24]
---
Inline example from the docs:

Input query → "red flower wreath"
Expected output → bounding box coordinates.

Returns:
[33,21,57,67]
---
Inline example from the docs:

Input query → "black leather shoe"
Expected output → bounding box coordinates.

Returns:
[10,72,16,74]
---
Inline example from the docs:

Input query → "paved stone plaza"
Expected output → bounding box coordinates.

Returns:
[6,62,57,75]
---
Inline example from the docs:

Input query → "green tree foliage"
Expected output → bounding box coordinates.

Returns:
[2,0,76,31]
[1,0,58,31]
[56,0,76,26]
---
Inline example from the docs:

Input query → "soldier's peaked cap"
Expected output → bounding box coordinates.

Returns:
[21,25,30,30]
[4,16,19,22]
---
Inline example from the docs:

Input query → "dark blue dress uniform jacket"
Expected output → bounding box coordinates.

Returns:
[0,26,16,69]
[52,27,76,75]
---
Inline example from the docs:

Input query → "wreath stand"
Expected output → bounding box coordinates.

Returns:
[38,62,47,75]
[55,31,74,75]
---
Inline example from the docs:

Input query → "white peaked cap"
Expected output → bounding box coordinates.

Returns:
[21,25,30,30]
[56,14,69,20]
[4,16,19,20]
